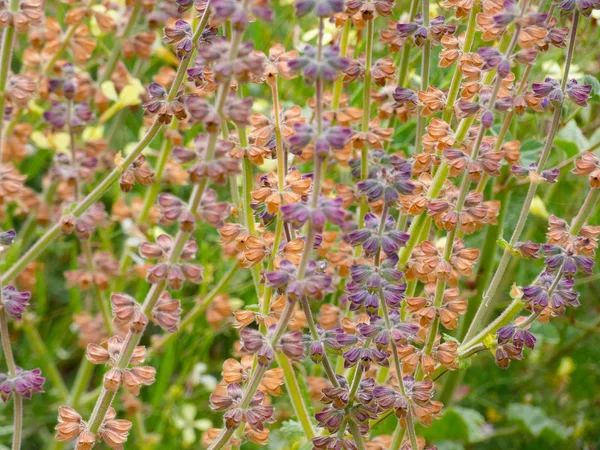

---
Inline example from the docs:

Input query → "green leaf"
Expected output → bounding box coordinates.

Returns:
[417,407,485,443]
[519,139,545,165]
[279,420,305,438]
[507,404,570,441]
[556,120,589,158]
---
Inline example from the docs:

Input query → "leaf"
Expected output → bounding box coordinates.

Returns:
[519,139,544,165]
[279,420,304,438]
[507,404,570,441]
[417,407,485,443]
[556,120,589,158]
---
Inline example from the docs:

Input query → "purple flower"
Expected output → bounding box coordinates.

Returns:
[354,153,415,204]
[511,163,557,183]
[532,77,563,104]
[281,197,346,231]
[43,103,67,128]
[455,99,481,119]
[345,213,409,257]
[392,87,419,109]
[373,385,408,414]
[522,271,580,315]
[514,241,541,259]
[209,383,273,431]
[481,110,494,129]
[543,244,594,275]
[163,19,193,59]
[266,259,333,301]
[497,325,536,349]
[1,286,31,320]
[0,229,16,246]
[346,262,407,314]
[396,14,450,46]
[315,406,345,432]
[478,47,504,71]
[0,367,45,402]
[343,346,389,370]
[211,0,252,29]
[288,45,349,84]
[559,0,600,16]
[293,0,344,17]
[565,79,593,107]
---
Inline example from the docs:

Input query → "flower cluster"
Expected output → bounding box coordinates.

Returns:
[0,0,596,448]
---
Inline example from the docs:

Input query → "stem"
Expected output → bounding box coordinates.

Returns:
[239,125,262,296]
[69,358,95,408]
[442,1,479,122]
[0,0,18,157]
[390,426,406,450]
[397,0,420,88]
[331,20,352,112]
[458,298,525,356]
[463,105,562,342]
[3,8,212,286]
[81,11,223,443]
[276,354,316,438]
[379,288,418,450]
[43,18,85,75]
[415,0,430,154]
[99,2,143,84]
[463,6,581,339]
[2,120,161,285]
[570,188,600,234]
[22,319,69,400]
[12,395,22,450]
[82,240,113,334]
[258,80,287,333]
[358,17,374,230]
[0,309,16,376]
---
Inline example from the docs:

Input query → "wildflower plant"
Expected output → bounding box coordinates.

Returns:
[0,0,599,449]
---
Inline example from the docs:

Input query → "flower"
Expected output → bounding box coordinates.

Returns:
[0,367,45,401]
[293,0,344,17]
[163,19,194,59]
[86,336,156,395]
[1,286,31,320]
[139,234,204,290]
[172,404,213,447]
[287,45,350,83]
[209,383,274,431]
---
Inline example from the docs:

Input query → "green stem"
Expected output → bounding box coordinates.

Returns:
[379,287,418,450]
[99,2,143,84]
[463,104,563,342]
[442,1,478,122]
[458,298,525,356]
[83,10,222,441]
[68,358,95,408]
[277,354,316,438]
[331,20,351,112]
[0,0,17,155]
[358,17,374,230]
[3,8,213,287]
[82,240,113,335]
[570,187,600,234]
[22,319,69,400]
[414,0,430,154]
